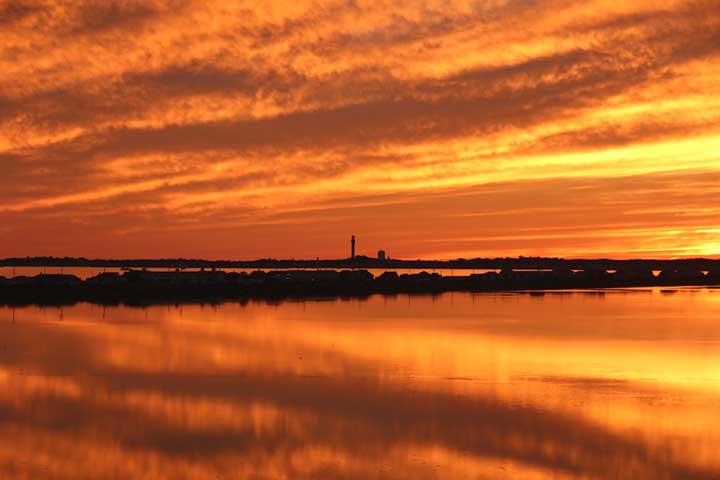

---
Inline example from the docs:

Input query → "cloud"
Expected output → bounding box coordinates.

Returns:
[0,0,719,258]
[0,1,43,26]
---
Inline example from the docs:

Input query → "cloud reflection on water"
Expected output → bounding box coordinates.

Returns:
[1,290,720,478]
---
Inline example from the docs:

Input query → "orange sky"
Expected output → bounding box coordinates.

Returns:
[1,0,719,260]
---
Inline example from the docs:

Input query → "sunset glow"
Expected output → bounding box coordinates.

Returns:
[2,0,719,259]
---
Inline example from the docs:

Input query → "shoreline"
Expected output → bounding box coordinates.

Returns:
[1,268,718,307]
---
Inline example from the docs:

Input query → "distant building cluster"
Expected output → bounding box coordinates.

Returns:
[350,235,388,261]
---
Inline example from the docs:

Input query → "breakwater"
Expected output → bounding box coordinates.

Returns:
[1,267,719,306]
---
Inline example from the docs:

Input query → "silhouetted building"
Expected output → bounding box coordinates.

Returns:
[351,235,356,259]
[378,250,386,261]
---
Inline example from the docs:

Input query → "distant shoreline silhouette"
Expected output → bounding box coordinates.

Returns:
[2,255,719,271]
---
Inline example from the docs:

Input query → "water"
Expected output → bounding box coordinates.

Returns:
[1,288,719,479]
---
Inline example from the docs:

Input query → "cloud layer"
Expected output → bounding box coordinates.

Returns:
[1,0,719,259]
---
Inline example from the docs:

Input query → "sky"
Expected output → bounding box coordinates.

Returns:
[1,0,719,260]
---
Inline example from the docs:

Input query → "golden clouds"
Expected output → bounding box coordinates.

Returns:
[0,0,719,258]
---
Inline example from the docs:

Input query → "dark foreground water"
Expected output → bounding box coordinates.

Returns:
[1,288,719,479]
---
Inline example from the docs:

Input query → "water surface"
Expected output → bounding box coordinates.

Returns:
[1,289,719,479]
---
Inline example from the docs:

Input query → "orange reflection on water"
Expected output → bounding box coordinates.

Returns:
[1,289,720,478]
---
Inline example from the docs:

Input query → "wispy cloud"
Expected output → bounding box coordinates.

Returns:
[1,0,719,258]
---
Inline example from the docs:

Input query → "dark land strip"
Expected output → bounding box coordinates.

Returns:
[1,267,718,306]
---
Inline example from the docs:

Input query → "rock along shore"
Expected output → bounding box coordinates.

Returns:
[1,267,719,306]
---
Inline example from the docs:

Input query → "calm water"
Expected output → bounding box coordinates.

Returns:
[1,289,720,479]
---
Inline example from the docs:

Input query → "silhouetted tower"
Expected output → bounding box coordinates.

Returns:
[351,235,356,259]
